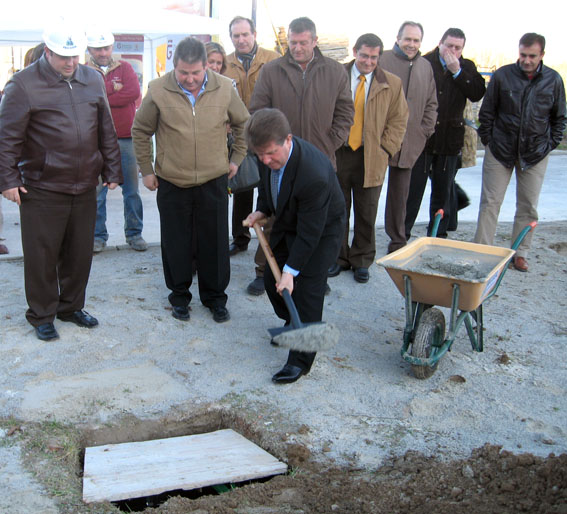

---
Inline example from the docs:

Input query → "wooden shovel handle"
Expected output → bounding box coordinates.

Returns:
[243,219,281,282]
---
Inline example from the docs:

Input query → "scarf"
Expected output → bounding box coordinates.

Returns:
[237,42,258,73]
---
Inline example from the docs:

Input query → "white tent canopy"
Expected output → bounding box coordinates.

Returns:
[0,7,221,44]
[0,5,221,81]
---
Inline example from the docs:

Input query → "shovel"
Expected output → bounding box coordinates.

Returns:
[243,220,339,353]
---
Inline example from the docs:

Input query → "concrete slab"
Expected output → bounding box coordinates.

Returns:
[19,363,191,422]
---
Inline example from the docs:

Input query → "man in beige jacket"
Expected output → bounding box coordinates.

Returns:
[224,16,279,263]
[132,37,249,324]
[329,33,408,283]
[380,21,437,253]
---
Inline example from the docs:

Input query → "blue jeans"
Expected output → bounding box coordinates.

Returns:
[95,138,143,242]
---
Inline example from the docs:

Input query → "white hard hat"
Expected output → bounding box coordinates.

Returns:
[43,18,87,57]
[86,30,115,48]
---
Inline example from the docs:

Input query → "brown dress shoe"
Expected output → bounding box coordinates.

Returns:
[513,256,528,272]
[0,244,8,255]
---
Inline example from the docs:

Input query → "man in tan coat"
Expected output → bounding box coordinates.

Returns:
[329,33,408,283]
[380,21,437,253]
[132,37,249,324]
[224,16,279,264]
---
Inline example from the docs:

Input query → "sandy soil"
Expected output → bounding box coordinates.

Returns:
[0,220,566,512]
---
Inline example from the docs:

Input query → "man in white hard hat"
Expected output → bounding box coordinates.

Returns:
[0,19,122,341]
[87,30,146,253]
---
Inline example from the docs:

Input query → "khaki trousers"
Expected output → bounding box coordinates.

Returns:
[474,146,548,258]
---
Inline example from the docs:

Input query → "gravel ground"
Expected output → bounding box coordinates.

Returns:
[1,218,566,512]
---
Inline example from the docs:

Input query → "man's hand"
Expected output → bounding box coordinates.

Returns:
[103,182,119,190]
[276,271,294,296]
[228,161,239,179]
[243,210,267,228]
[143,175,159,191]
[2,186,27,206]
[440,46,461,75]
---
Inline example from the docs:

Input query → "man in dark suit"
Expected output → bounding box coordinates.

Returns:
[244,109,346,384]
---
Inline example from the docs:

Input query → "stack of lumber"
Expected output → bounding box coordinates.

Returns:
[273,29,350,62]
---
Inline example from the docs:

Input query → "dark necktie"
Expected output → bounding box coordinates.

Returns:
[270,169,280,209]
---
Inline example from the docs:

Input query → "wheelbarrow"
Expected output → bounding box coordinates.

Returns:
[376,210,537,379]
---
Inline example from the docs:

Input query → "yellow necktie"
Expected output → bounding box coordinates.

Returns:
[348,75,366,151]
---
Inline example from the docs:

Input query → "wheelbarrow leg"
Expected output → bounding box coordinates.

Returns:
[402,275,431,351]
[465,305,484,352]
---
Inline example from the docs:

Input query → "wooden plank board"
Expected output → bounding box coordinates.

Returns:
[83,429,287,503]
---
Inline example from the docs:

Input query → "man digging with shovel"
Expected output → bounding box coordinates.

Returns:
[244,109,346,384]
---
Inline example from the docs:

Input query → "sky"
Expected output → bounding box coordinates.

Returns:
[1,0,565,72]
[216,0,565,68]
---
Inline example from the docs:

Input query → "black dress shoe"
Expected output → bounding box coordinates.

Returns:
[35,322,59,341]
[272,364,306,384]
[246,276,265,296]
[172,305,190,321]
[328,263,350,277]
[57,310,98,328]
[229,242,247,256]
[210,305,230,323]
[353,267,370,283]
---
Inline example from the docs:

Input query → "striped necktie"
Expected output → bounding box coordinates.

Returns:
[270,169,280,209]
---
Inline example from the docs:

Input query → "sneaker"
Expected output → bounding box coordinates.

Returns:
[93,240,106,253]
[247,276,265,296]
[127,236,148,252]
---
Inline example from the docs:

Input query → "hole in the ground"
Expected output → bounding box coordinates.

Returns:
[79,409,290,510]
[112,475,276,512]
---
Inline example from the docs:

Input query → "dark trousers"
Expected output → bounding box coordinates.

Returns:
[405,152,460,239]
[428,154,459,237]
[19,186,96,326]
[385,165,412,253]
[264,219,344,371]
[231,189,253,248]
[336,146,382,268]
[405,151,429,240]
[157,176,229,309]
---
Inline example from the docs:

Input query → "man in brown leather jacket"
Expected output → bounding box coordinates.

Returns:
[0,20,122,341]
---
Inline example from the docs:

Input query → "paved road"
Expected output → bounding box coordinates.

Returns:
[1,151,565,260]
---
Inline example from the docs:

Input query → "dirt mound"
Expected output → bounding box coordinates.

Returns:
[148,444,566,513]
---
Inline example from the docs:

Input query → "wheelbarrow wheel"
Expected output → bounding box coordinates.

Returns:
[411,307,445,379]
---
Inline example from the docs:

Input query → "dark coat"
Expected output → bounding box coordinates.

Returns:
[249,47,353,168]
[424,47,486,155]
[478,61,567,169]
[0,55,122,194]
[256,136,346,275]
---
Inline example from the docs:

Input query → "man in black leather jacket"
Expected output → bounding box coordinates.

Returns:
[474,32,566,272]
[405,27,486,240]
